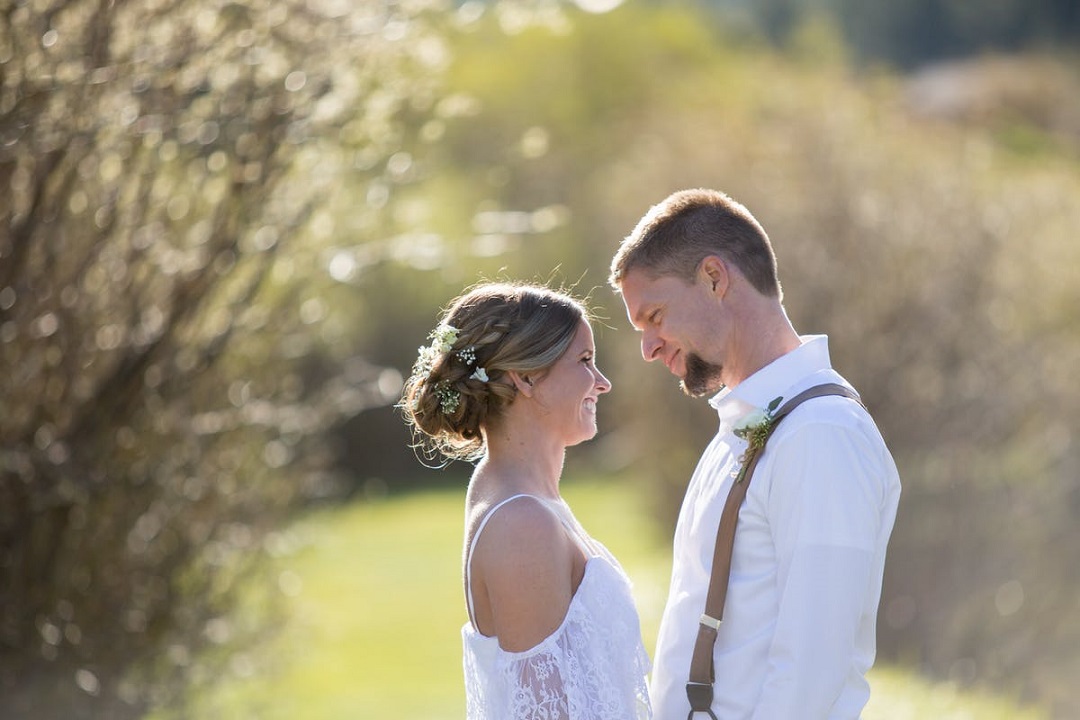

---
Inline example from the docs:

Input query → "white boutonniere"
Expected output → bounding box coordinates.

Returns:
[731,396,783,483]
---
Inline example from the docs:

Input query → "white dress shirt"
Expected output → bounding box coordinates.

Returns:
[650,335,901,720]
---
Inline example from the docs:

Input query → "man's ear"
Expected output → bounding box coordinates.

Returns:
[507,370,534,397]
[699,255,730,298]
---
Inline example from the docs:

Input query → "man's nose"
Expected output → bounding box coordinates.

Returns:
[641,333,662,362]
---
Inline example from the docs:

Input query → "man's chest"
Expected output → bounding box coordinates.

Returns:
[675,436,778,574]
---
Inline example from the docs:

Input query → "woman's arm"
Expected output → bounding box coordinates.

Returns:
[472,497,582,652]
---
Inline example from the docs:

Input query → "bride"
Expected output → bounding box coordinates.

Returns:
[400,282,652,720]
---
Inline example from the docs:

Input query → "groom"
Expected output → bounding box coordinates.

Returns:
[609,188,901,719]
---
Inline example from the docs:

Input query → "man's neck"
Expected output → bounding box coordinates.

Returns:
[725,300,801,388]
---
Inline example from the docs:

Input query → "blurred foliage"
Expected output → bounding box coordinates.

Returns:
[714,0,1080,69]
[0,0,457,715]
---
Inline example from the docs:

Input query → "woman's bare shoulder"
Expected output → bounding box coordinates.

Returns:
[475,495,569,565]
[471,496,578,650]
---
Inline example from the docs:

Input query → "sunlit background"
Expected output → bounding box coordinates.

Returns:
[2,0,1079,718]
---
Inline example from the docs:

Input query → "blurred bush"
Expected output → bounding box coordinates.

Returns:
[0,0,456,715]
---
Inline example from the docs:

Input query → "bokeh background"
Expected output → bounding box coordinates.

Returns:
[2,0,1079,717]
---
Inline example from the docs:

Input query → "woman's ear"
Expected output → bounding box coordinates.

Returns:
[507,371,534,397]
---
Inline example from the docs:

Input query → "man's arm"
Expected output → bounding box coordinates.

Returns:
[752,421,887,719]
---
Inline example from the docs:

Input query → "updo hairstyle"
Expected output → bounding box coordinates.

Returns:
[400,282,588,463]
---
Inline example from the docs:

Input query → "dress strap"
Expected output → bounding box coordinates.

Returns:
[465,494,535,628]
[464,493,595,630]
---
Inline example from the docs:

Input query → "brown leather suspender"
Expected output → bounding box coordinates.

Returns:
[685,383,864,720]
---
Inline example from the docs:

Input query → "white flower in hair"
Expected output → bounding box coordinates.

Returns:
[458,346,477,365]
[430,324,459,354]
[435,382,460,414]
[470,367,488,382]
[415,324,460,376]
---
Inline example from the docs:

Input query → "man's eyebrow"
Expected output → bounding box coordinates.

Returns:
[631,304,658,327]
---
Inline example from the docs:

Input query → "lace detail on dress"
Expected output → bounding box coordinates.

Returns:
[463,558,652,720]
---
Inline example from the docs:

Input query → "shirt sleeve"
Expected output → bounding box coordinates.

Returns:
[752,421,885,719]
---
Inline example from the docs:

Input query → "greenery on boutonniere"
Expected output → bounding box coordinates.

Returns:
[732,396,783,483]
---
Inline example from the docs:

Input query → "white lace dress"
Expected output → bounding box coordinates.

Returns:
[462,495,652,720]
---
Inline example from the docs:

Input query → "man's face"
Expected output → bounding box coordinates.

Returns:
[619,267,726,397]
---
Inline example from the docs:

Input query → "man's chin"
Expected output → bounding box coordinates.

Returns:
[680,356,724,397]
[679,378,722,398]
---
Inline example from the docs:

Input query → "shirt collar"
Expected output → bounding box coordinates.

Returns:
[708,335,833,430]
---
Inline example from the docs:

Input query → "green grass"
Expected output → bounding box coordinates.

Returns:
[187,479,1047,719]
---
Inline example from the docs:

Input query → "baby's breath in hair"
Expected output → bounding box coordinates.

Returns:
[412,324,469,415]
[415,324,459,376]
[435,381,460,415]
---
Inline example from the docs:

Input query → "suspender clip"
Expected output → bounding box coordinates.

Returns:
[685,681,718,719]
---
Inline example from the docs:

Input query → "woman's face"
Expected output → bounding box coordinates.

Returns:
[532,319,612,446]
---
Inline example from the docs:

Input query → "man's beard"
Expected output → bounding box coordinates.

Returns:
[680,352,724,397]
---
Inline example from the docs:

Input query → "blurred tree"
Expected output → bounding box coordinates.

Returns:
[0,0,452,715]
[719,0,1080,69]
[856,0,1080,67]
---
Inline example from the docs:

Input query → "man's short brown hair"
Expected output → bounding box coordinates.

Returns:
[609,188,782,298]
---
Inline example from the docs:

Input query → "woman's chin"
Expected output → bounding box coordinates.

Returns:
[568,424,598,447]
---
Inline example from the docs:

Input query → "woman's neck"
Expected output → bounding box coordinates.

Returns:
[475,423,565,500]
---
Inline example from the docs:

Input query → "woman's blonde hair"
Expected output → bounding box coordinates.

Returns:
[399,282,588,463]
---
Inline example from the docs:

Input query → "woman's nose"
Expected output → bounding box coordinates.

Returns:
[594,367,612,394]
